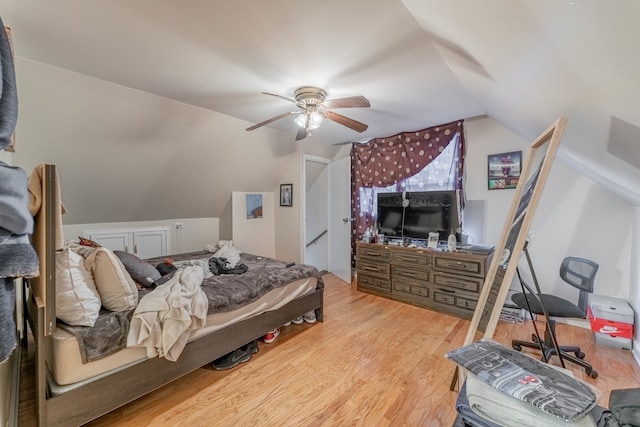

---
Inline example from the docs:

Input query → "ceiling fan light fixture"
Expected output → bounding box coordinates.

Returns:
[294,111,324,129]
[294,113,307,128]
[308,111,324,129]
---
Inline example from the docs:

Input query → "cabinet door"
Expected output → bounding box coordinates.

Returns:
[86,231,131,253]
[134,229,168,259]
[84,227,169,258]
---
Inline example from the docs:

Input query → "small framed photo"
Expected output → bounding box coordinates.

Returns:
[280,184,293,207]
[488,151,522,190]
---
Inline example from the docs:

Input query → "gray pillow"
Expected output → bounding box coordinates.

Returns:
[113,250,161,288]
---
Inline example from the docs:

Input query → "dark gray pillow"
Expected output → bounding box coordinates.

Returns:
[114,250,161,288]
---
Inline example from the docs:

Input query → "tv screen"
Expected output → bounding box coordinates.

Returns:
[377,190,460,241]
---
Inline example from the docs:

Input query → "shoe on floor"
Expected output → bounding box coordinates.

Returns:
[212,341,255,370]
[263,328,280,344]
[302,310,317,324]
[283,321,292,327]
[291,316,304,325]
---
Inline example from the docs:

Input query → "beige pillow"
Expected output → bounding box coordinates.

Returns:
[55,247,102,326]
[84,247,138,311]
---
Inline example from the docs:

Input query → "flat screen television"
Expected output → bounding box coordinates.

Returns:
[376,190,460,241]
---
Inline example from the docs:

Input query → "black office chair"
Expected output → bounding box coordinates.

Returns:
[511,256,599,378]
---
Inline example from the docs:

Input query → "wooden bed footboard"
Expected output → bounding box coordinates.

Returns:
[25,164,325,427]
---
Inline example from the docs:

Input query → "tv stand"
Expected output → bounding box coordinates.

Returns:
[356,242,493,319]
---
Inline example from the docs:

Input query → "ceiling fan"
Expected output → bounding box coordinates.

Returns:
[246,86,370,141]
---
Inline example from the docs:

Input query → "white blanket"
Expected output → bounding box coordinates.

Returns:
[127,260,209,361]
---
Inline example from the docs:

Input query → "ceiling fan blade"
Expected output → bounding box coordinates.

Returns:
[262,92,296,104]
[323,96,370,109]
[295,127,308,141]
[246,111,298,131]
[325,111,368,133]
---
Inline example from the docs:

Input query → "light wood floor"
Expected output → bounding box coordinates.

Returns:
[20,273,640,426]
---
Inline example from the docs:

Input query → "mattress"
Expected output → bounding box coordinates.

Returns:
[48,276,317,386]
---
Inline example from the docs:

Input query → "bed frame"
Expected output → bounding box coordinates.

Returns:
[25,164,324,426]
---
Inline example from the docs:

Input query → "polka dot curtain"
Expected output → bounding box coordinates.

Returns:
[349,120,465,262]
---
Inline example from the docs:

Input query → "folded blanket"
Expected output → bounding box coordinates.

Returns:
[0,231,39,278]
[127,261,208,361]
[465,373,596,427]
[0,278,16,362]
[0,162,33,235]
[447,339,600,422]
[609,388,640,426]
[0,18,17,150]
[456,379,502,427]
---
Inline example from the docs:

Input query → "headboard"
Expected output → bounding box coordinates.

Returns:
[29,163,57,336]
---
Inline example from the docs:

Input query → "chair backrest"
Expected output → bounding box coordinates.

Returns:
[559,256,599,312]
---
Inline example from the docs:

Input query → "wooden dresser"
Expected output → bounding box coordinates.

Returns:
[356,242,493,320]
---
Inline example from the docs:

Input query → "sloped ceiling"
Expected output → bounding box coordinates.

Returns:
[403,0,640,206]
[2,0,639,224]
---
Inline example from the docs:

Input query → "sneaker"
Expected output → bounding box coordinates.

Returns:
[302,310,317,324]
[291,316,304,325]
[263,328,280,344]
[283,321,292,327]
[212,341,255,370]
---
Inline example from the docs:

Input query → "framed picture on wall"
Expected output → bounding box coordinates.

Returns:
[488,151,522,190]
[280,184,292,207]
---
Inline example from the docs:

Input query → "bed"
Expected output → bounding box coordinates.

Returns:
[25,164,324,426]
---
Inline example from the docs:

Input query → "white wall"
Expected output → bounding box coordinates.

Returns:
[275,155,302,263]
[465,117,635,312]
[232,192,275,258]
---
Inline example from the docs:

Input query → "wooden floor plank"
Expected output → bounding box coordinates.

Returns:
[19,273,640,426]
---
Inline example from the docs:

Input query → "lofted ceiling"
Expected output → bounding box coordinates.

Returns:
[2,0,639,206]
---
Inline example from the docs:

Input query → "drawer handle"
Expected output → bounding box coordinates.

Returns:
[402,272,418,278]
[438,288,455,293]
[364,266,379,272]
[445,263,467,269]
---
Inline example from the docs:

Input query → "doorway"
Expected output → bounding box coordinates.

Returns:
[302,155,352,283]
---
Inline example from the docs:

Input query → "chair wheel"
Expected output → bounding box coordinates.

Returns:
[586,369,598,379]
[512,344,522,351]
[575,351,585,359]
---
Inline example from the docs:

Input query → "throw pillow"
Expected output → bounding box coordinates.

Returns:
[55,247,102,326]
[114,250,161,288]
[84,247,138,311]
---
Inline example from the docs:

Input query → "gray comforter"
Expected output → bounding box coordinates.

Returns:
[58,252,322,363]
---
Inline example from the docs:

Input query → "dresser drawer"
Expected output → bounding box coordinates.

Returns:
[392,266,430,282]
[358,245,390,261]
[432,271,484,294]
[357,259,390,277]
[392,277,430,298]
[391,249,431,267]
[433,254,484,277]
[358,274,391,291]
[456,296,478,311]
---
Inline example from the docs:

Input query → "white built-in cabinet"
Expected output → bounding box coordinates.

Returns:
[82,227,170,259]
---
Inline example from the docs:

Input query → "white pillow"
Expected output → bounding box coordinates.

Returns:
[55,248,102,327]
[84,247,138,311]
